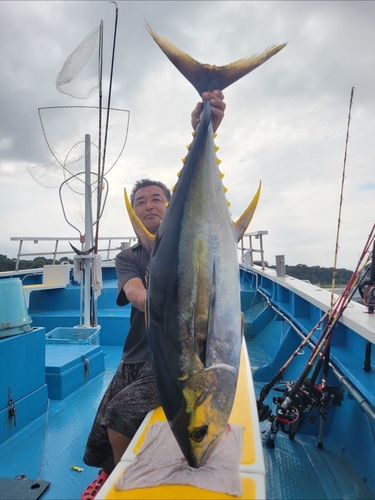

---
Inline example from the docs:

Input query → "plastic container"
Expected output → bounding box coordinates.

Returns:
[45,326,100,345]
[0,278,32,338]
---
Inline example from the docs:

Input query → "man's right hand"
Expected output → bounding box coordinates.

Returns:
[191,90,226,133]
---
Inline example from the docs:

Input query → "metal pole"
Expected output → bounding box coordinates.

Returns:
[84,134,93,327]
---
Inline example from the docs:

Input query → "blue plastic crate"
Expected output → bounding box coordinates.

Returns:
[45,326,100,345]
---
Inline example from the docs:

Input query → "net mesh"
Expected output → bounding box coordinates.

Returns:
[56,25,101,99]
[27,106,130,236]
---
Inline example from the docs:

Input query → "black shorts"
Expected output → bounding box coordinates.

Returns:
[83,359,160,467]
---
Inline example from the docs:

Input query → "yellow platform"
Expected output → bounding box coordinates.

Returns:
[98,340,265,499]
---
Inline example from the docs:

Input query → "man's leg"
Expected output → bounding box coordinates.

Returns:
[107,428,131,465]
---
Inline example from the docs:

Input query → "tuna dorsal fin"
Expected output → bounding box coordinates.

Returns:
[234,181,262,242]
[123,188,155,255]
[146,22,286,95]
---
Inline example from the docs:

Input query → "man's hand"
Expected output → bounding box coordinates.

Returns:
[191,90,226,133]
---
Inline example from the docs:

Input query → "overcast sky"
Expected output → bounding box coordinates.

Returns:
[1,1,374,270]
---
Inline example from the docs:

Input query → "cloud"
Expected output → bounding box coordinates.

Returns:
[0,1,374,270]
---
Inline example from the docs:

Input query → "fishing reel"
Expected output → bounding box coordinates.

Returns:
[359,281,375,313]
[271,382,316,439]
[264,379,343,448]
[359,245,375,313]
[257,399,273,422]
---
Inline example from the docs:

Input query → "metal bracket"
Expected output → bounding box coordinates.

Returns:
[8,387,17,426]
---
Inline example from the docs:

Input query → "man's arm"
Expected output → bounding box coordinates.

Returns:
[123,278,146,312]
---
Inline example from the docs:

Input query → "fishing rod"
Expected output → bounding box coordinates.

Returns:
[315,88,356,445]
[257,229,365,419]
[257,301,339,421]
[329,87,355,313]
[280,224,375,411]
[257,257,369,423]
[263,224,375,447]
[91,2,119,326]
[94,1,119,255]
[258,88,357,421]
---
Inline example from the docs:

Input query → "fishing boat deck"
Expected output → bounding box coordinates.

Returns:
[0,262,374,499]
[0,347,122,500]
[0,341,372,500]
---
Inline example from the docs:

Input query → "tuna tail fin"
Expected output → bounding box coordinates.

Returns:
[146,22,286,95]
[234,181,261,242]
[123,188,155,255]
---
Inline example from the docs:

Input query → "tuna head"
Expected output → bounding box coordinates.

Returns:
[171,365,238,468]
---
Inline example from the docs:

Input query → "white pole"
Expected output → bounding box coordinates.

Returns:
[84,134,93,327]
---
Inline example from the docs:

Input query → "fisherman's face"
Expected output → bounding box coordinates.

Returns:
[133,185,168,235]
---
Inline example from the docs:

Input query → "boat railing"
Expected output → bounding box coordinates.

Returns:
[10,231,268,272]
[10,236,138,271]
[238,231,268,270]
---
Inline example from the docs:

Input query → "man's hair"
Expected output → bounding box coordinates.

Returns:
[130,179,171,206]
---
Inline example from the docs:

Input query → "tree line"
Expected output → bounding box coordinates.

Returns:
[0,254,72,272]
[263,262,353,286]
[1,254,353,285]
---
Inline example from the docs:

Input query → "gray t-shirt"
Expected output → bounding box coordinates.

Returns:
[115,242,150,363]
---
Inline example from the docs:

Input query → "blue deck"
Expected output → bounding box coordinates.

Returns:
[0,346,122,500]
[0,342,372,500]
[0,264,374,499]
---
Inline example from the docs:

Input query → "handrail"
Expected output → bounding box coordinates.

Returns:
[11,230,268,271]
[239,230,268,270]
[10,236,137,271]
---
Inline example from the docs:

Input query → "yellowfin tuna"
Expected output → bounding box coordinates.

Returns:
[125,25,285,467]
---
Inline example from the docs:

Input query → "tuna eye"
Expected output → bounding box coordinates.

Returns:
[190,425,208,443]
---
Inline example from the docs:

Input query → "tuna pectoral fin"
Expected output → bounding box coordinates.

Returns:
[234,181,261,242]
[146,22,286,96]
[123,188,155,255]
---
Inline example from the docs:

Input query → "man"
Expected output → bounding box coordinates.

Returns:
[81,90,226,499]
